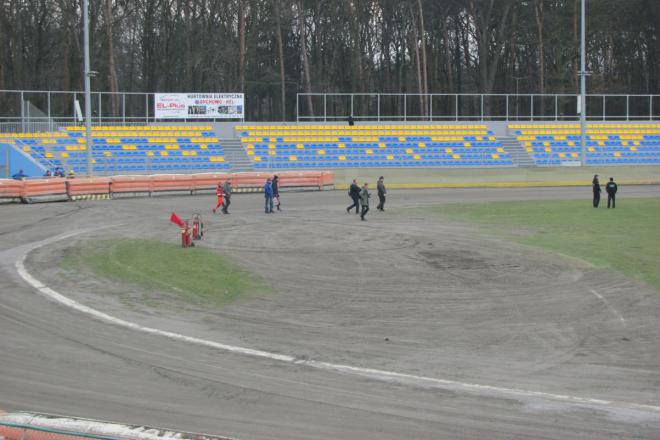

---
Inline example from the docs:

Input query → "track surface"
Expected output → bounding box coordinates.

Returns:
[1,186,660,439]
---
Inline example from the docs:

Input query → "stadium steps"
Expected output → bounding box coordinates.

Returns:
[499,136,536,167]
[221,138,254,172]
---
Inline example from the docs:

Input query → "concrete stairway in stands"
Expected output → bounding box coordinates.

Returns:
[220,138,253,172]
[499,136,536,167]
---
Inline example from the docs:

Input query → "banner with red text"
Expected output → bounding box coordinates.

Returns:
[155,93,244,119]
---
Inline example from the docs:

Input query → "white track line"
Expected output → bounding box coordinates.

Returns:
[590,288,627,326]
[13,231,660,417]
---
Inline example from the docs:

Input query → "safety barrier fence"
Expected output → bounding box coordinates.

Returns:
[0,171,334,203]
[0,412,234,440]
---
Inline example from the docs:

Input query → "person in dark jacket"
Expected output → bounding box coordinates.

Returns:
[272,175,281,211]
[359,183,370,221]
[347,114,354,126]
[606,177,618,209]
[376,176,387,211]
[222,178,232,214]
[11,169,27,180]
[592,174,601,208]
[346,179,361,214]
[264,179,274,213]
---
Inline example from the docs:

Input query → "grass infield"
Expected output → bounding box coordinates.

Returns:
[425,197,660,289]
[61,239,267,306]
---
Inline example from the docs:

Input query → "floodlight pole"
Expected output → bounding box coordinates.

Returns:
[579,0,587,165]
[83,0,93,176]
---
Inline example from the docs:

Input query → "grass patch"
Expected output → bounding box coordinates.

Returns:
[425,198,660,289]
[61,239,268,306]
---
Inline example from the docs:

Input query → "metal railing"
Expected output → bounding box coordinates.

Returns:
[0,89,243,133]
[297,93,660,122]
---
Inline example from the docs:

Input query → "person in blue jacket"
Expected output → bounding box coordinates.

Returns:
[12,169,27,180]
[264,178,274,214]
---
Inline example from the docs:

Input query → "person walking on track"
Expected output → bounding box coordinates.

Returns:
[222,178,232,214]
[264,178,274,214]
[347,179,361,214]
[376,176,387,211]
[592,174,601,208]
[272,175,282,211]
[606,177,618,209]
[212,182,225,214]
[360,182,370,221]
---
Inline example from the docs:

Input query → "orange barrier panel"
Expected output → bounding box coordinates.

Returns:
[190,173,231,190]
[0,179,23,199]
[149,174,197,193]
[65,177,111,197]
[108,175,151,195]
[21,178,68,198]
[1,171,334,202]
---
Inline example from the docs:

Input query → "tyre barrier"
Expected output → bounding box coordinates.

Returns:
[0,412,235,440]
[0,171,335,204]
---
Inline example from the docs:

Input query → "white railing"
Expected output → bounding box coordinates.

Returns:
[297,93,660,122]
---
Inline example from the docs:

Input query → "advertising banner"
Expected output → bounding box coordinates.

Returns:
[155,93,244,119]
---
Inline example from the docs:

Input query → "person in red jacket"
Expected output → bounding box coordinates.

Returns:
[212,182,225,214]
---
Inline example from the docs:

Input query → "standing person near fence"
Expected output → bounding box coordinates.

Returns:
[264,178,274,214]
[360,182,370,221]
[272,175,282,211]
[606,177,618,209]
[222,178,233,214]
[376,176,387,211]
[347,179,361,214]
[212,182,225,214]
[592,174,601,208]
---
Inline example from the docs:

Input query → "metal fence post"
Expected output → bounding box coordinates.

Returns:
[530,95,534,121]
[404,95,407,122]
[122,94,126,125]
[145,94,149,123]
[555,95,558,121]
[377,94,380,122]
[20,91,25,132]
[324,94,327,122]
[350,94,354,119]
[651,95,653,121]
[626,95,629,121]
[296,94,299,122]
[480,95,484,120]
[47,92,52,131]
[455,95,458,121]
[505,95,509,121]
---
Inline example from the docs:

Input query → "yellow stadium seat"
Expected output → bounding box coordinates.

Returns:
[289,155,297,161]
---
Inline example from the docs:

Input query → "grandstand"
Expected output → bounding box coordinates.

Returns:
[2,121,660,175]
[510,123,660,166]
[0,125,230,175]
[237,124,514,168]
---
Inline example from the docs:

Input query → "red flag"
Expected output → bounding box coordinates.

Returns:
[170,212,185,228]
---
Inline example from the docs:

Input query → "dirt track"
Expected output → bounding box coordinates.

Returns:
[1,186,659,440]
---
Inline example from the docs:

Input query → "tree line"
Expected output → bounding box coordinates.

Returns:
[0,0,657,121]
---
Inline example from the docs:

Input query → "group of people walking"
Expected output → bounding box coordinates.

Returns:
[347,176,387,221]
[212,175,282,215]
[592,174,618,208]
